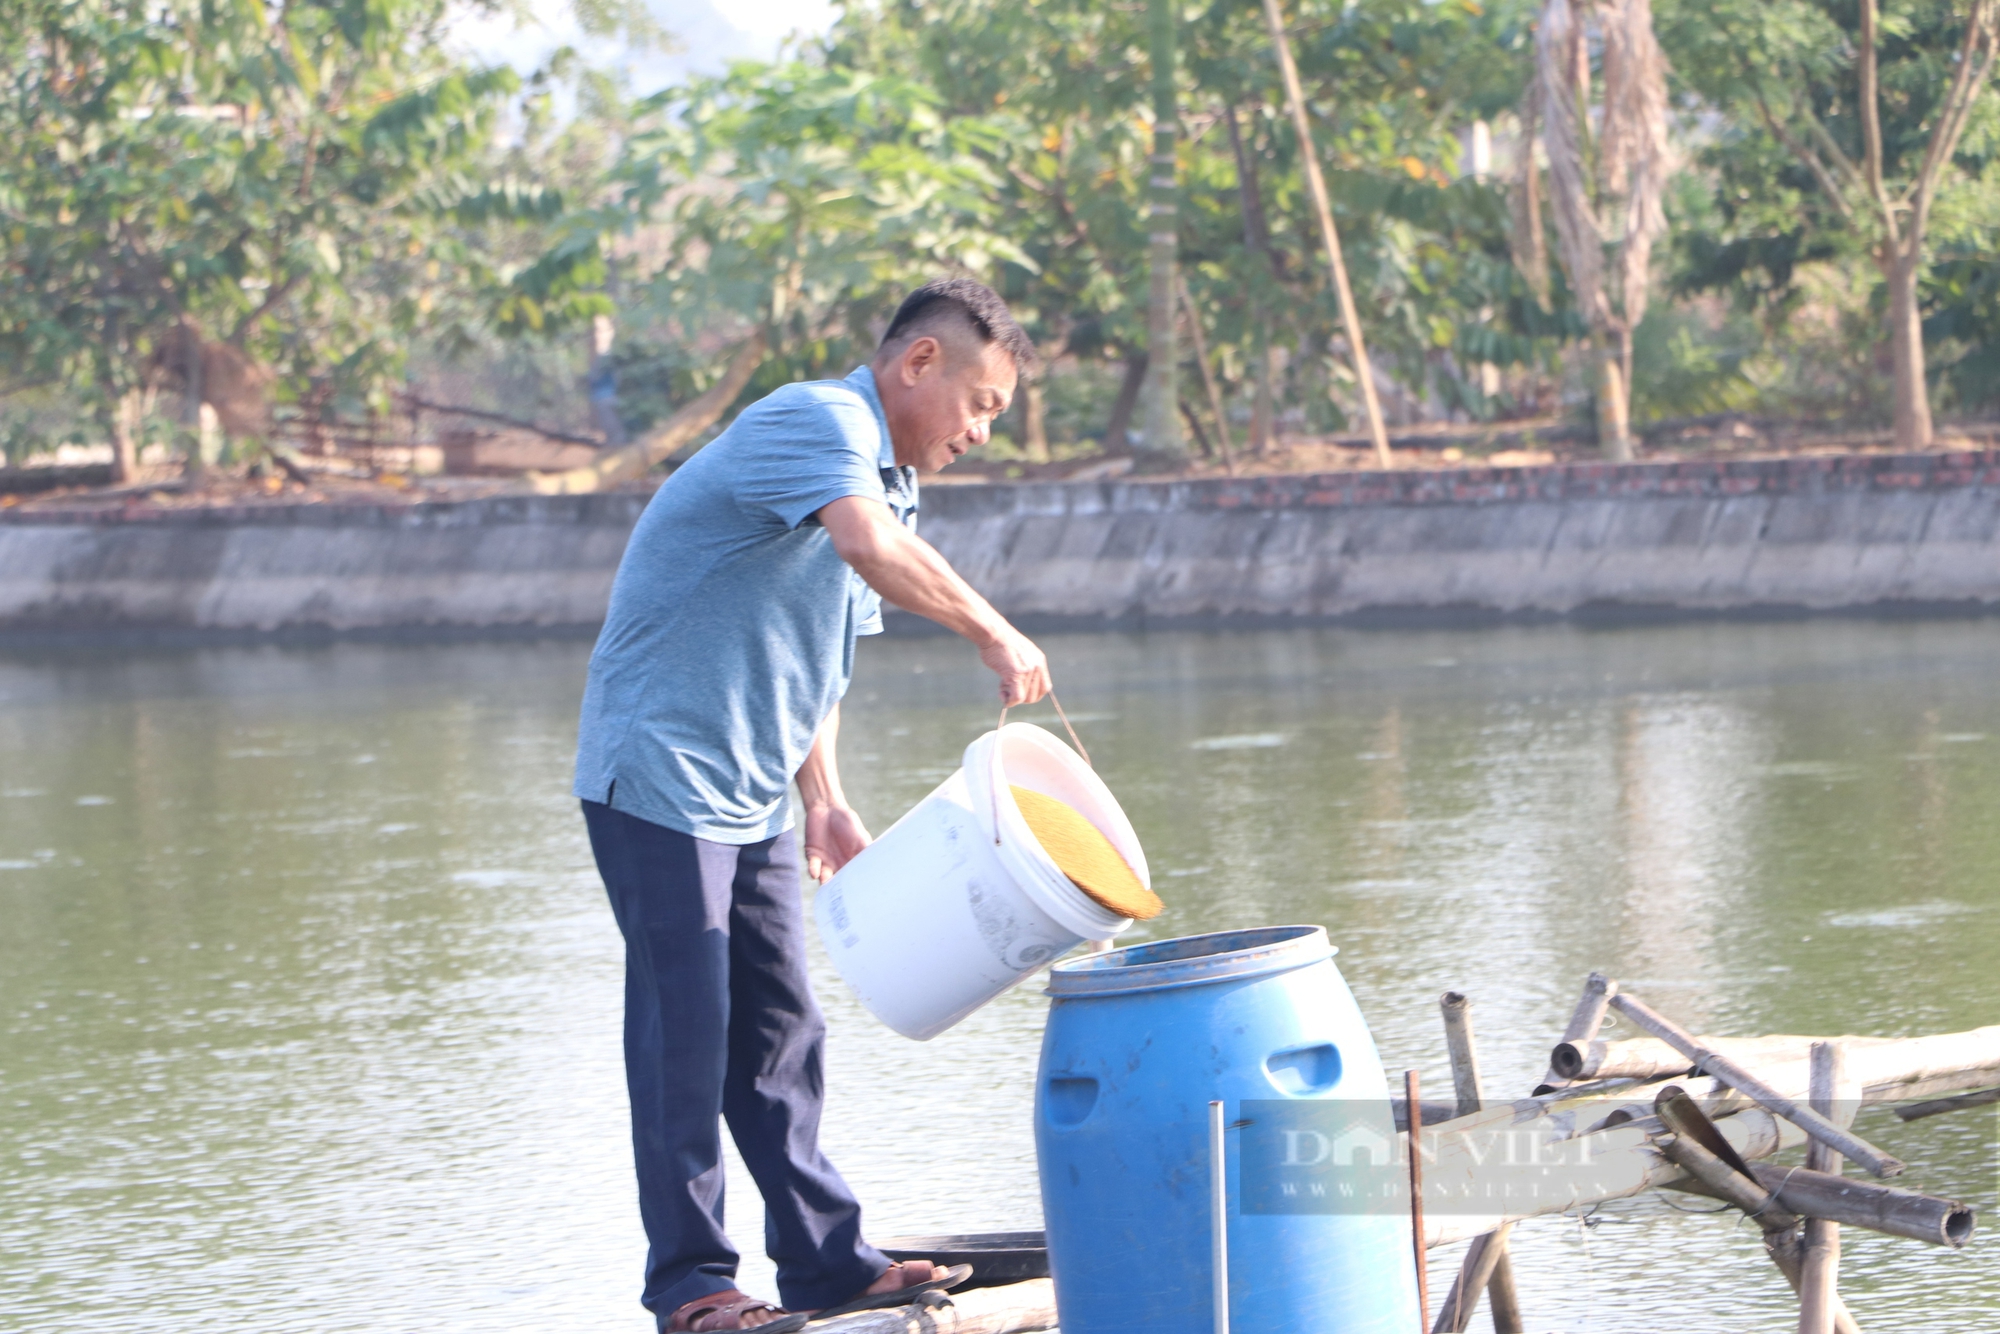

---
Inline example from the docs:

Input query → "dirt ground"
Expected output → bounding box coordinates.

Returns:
[7,416,2000,513]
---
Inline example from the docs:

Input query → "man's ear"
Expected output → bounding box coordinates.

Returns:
[899,335,943,386]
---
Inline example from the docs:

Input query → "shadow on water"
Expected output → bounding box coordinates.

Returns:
[2,621,1997,1332]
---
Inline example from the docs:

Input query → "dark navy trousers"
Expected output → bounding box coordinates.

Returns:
[582,800,887,1326]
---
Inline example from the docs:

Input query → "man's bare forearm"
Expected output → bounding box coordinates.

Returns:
[819,495,1049,705]
[842,524,1009,645]
[795,703,847,813]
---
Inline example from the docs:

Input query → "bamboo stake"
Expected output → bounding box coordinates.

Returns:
[1443,975,1617,1330]
[1655,1090,1862,1334]
[1177,274,1237,475]
[1799,1043,1848,1334]
[1439,992,1483,1119]
[1432,992,1523,1333]
[1405,1069,1430,1333]
[1609,993,1904,1178]
[1258,0,1392,467]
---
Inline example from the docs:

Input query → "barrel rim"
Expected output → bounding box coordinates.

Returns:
[1046,925,1334,997]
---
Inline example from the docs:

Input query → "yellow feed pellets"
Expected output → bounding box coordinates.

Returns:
[1010,786,1163,920]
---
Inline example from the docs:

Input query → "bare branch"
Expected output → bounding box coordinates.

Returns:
[394,392,605,446]
[1859,0,1889,218]
[1797,102,1864,189]
[1911,0,2000,248]
[229,271,304,345]
[1751,87,1855,224]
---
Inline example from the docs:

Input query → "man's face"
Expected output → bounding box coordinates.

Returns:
[881,334,1017,474]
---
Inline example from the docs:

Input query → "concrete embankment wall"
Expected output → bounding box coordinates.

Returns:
[5,452,2000,641]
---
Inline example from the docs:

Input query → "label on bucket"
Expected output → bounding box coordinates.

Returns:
[823,887,860,951]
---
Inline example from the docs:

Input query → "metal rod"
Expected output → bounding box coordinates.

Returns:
[1405,1069,1430,1333]
[1209,1098,1229,1334]
[1609,992,1904,1178]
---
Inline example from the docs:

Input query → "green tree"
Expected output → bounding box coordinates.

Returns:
[1666,0,2000,447]
[527,59,1029,492]
[0,0,558,479]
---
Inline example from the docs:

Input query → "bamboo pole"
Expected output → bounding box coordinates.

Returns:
[1557,1025,2000,1092]
[1897,1086,2000,1122]
[1444,973,1618,1329]
[805,1279,1057,1333]
[1177,275,1237,475]
[1655,1088,1863,1334]
[1668,1159,1976,1248]
[1420,1098,1808,1248]
[1798,1043,1849,1334]
[1405,1069,1430,1333]
[1608,993,1904,1178]
[1392,1099,1463,1133]
[1439,992,1483,1119]
[1536,971,1615,1092]
[1432,992,1523,1333]
[1136,0,1183,463]
[1553,1034,1896,1084]
[1258,0,1392,467]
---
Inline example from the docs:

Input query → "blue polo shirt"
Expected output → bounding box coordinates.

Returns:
[573,366,917,842]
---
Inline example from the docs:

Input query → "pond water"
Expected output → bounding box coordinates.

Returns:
[3,621,1998,1333]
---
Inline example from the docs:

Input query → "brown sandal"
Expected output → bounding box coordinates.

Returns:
[664,1289,806,1333]
[809,1260,975,1320]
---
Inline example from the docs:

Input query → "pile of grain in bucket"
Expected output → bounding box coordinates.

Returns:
[1010,786,1163,920]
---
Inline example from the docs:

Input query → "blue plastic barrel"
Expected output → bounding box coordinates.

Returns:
[1035,926,1420,1334]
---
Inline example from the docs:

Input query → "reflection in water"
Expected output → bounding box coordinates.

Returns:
[1616,699,1766,1023]
[3,622,1998,1332]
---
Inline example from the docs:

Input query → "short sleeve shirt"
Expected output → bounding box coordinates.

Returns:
[572,366,917,842]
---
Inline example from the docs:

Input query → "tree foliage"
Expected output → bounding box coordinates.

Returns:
[0,0,564,459]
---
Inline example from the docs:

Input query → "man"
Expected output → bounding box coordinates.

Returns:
[573,278,1050,1333]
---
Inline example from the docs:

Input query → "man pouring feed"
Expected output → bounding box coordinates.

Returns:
[573,278,1054,1333]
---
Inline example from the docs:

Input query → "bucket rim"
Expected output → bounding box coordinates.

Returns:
[1045,925,1333,997]
[966,723,1138,938]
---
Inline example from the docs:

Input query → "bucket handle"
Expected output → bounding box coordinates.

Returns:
[991,690,1091,846]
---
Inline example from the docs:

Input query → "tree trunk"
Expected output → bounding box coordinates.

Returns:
[1021,378,1051,463]
[588,312,626,447]
[1135,0,1182,464]
[531,331,767,494]
[1887,251,1933,449]
[1251,345,1277,457]
[180,328,205,479]
[1178,398,1215,459]
[111,389,141,484]
[1598,335,1633,462]
[1104,351,1149,454]
[1226,104,1279,460]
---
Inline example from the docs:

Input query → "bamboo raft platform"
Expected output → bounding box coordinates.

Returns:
[798,972,1994,1334]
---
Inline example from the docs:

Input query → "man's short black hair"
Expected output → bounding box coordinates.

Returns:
[878,277,1037,378]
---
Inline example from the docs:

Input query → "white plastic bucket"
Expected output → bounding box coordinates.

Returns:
[813,722,1150,1041]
